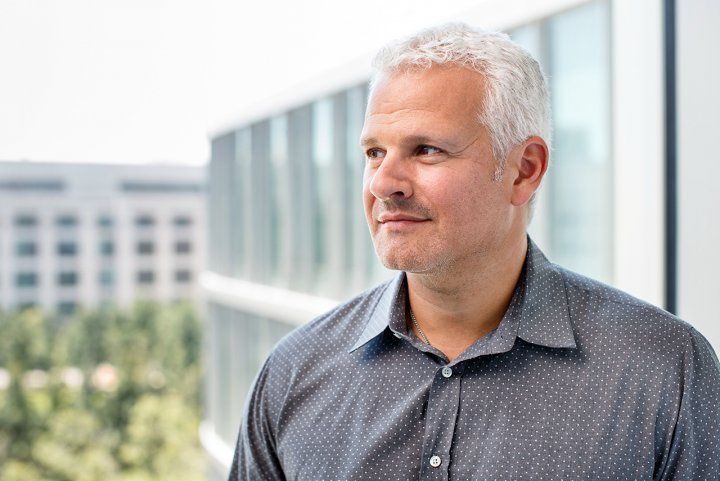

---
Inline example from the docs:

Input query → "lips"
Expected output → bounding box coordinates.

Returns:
[377,214,429,223]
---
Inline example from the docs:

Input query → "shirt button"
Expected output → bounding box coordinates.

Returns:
[441,367,453,378]
[429,455,442,468]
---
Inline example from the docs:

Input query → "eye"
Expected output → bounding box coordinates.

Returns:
[365,148,385,160]
[416,145,443,156]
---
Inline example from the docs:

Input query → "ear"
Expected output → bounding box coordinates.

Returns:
[509,136,549,207]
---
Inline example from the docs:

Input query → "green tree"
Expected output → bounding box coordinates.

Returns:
[0,301,206,481]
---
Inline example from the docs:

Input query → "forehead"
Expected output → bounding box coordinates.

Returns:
[362,65,485,143]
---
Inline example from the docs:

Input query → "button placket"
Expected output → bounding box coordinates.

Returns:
[419,364,463,480]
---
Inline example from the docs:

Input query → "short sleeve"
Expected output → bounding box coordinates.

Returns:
[655,327,720,480]
[228,353,286,481]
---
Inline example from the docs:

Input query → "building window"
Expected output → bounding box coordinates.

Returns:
[175,269,192,283]
[122,182,204,193]
[16,241,37,257]
[544,1,613,282]
[99,241,114,256]
[57,242,78,256]
[173,215,192,226]
[16,272,38,287]
[137,270,155,284]
[98,215,114,227]
[56,215,78,227]
[135,215,155,227]
[270,115,289,282]
[311,98,335,290]
[57,302,77,316]
[99,270,114,286]
[136,241,154,255]
[57,272,78,286]
[175,241,192,255]
[0,180,64,192]
[18,302,37,311]
[14,215,37,227]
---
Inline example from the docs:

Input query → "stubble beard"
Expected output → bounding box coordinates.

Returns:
[372,231,455,274]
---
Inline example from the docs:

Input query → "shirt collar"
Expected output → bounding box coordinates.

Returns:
[349,235,577,353]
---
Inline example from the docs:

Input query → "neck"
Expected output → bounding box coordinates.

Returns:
[406,234,528,361]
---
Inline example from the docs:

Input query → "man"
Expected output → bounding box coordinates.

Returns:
[230,24,720,480]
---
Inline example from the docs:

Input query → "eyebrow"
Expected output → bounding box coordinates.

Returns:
[359,135,449,148]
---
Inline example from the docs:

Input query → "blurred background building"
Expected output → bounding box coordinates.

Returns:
[0,160,206,315]
[200,0,720,478]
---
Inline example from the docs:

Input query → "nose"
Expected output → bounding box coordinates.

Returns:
[367,151,413,201]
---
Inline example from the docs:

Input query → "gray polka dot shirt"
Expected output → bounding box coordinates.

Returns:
[229,237,720,480]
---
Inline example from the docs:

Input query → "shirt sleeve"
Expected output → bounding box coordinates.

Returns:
[655,327,720,480]
[228,353,286,481]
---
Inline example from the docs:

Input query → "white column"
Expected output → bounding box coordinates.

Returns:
[79,205,98,309]
[115,200,134,307]
[156,205,173,302]
[38,207,56,311]
[677,0,720,350]
[610,0,665,306]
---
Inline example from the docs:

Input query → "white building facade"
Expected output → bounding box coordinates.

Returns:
[0,161,206,315]
[201,0,720,478]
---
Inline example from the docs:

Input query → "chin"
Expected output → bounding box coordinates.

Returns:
[376,249,444,273]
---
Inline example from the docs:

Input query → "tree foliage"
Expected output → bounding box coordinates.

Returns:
[0,301,205,481]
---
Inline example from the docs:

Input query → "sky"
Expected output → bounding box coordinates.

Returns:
[0,0,486,166]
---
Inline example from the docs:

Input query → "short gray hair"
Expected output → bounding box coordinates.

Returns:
[370,23,551,181]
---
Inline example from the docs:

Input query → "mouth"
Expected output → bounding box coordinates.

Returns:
[378,214,428,223]
[377,214,430,229]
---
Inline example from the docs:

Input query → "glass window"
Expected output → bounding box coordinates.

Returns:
[233,128,251,278]
[121,181,203,193]
[136,241,154,255]
[56,215,78,227]
[16,241,37,256]
[286,105,314,291]
[136,270,155,284]
[56,302,77,315]
[269,115,289,284]
[248,121,272,284]
[57,271,78,286]
[175,241,192,255]
[311,98,334,290]
[14,214,37,227]
[135,215,155,227]
[345,85,375,289]
[16,272,38,287]
[57,242,78,256]
[99,270,114,286]
[97,215,114,227]
[175,269,192,283]
[209,132,236,276]
[173,215,193,226]
[545,0,612,282]
[99,241,114,256]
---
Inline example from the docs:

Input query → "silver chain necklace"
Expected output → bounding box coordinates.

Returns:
[409,309,431,346]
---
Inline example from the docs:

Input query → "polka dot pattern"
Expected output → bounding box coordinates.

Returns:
[229,237,720,480]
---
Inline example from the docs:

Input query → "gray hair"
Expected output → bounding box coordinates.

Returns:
[370,23,552,181]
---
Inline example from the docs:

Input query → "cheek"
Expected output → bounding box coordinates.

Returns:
[435,178,498,230]
[361,172,375,224]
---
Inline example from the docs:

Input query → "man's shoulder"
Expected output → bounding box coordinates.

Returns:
[555,264,699,354]
[267,278,395,366]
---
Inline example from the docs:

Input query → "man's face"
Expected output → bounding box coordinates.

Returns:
[361,65,516,274]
